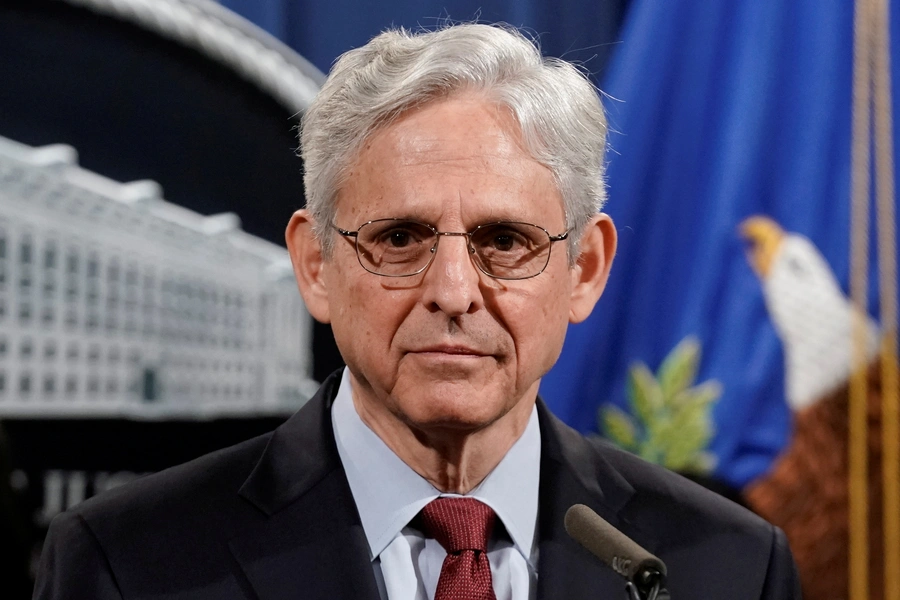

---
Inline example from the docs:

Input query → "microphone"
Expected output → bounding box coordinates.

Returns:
[564,504,668,600]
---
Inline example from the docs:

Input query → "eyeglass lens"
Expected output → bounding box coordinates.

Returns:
[355,219,553,279]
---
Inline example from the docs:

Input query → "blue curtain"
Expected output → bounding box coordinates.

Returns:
[542,0,900,489]
[220,0,628,82]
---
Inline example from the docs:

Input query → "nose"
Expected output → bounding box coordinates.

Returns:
[419,233,484,316]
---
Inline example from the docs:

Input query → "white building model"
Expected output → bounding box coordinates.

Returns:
[0,134,318,418]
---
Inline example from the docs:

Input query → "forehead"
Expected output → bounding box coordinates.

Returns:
[336,95,565,227]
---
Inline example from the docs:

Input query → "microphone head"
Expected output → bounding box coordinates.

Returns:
[564,504,667,589]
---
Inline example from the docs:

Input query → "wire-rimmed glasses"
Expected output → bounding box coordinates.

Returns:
[333,218,569,280]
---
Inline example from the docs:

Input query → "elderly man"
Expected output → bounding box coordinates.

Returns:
[34,23,799,600]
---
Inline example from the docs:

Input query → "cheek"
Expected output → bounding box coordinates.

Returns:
[506,285,571,374]
[330,277,412,354]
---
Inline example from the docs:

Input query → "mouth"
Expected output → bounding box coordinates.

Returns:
[409,345,490,357]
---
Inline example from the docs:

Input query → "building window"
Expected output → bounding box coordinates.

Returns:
[66,250,78,275]
[65,376,77,396]
[44,342,57,360]
[107,259,119,283]
[43,375,56,395]
[19,237,32,265]
[125,266,138,286]
[87,255,98,278]
[44,244,56,269]
[19,374,31,395]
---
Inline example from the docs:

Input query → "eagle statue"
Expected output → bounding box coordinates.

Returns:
[740,215,889,600]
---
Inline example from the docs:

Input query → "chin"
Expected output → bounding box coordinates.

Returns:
[397,394,509,434]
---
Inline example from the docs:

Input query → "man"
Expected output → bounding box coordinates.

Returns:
[34,23,800,599]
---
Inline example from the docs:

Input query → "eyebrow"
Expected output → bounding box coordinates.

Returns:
[374,213,541,228]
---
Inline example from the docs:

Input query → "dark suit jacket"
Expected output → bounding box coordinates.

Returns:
[34,371,800,599]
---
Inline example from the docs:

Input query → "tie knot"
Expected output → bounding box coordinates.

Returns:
[421,497,496,553]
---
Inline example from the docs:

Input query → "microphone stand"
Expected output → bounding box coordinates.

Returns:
[624,568,669,600]
[626,581,668,600]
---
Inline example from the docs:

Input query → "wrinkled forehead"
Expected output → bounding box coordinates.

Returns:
[335,95,566,229]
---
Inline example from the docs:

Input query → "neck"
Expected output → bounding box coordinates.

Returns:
[350,383,537,494]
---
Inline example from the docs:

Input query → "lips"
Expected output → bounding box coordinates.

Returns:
[408,345,490,357]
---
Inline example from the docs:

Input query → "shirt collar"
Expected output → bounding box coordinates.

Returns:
[331,368,540,564]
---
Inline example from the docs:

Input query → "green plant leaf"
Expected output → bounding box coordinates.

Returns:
[664,422,713,471]
[601,405,639,451]
[638,444,661,465]
[627,363,663,424]
[671,380,721,414]
[668,394,715,447]
[653,378,721,472]
[677,451,718,475]
[657,336,701,400]
[597,336,723,477]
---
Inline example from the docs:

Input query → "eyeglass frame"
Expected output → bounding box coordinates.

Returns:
[332,218,570,280]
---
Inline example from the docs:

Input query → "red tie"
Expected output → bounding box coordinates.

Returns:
[421,497,498,600]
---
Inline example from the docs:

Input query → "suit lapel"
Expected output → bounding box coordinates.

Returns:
[535,401,657,600]
[227,381,655,600]
[229,372,381,600]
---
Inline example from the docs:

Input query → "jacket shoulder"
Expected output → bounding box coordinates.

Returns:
[580,435,800,598]
[37,432,277,599]
[76,431,273,526]
[584,434,767,532]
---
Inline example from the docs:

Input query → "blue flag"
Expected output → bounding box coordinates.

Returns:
[541,0,898,490]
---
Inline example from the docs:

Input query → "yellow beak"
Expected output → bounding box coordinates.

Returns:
[739,216,785,278]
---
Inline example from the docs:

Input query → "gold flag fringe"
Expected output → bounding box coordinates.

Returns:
[851,1,899,599]
[873,0,900,597]
[849,0,873,595]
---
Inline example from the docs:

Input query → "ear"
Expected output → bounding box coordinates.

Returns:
[568,213,617,323]
[285,209,331,323]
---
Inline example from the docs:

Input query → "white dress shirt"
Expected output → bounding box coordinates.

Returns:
[331,368,541,600]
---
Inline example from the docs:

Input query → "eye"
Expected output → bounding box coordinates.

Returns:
[387,230,412,247]
[475,224,532,253]
[362,221,434,249]
[490,232,517,251]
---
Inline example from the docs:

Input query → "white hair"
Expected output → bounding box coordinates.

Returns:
[300,23,608,261]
